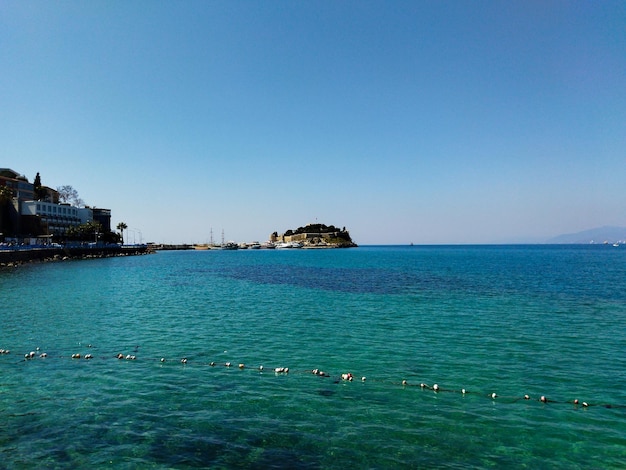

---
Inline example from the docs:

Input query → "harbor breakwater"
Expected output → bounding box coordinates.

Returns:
[0,244,152,266]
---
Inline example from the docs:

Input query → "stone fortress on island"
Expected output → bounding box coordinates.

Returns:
[270,223,357,248]
[187,223,357,251]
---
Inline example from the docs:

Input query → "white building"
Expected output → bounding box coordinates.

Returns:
[21,201,92,237]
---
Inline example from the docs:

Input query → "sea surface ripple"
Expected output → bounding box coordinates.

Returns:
[1,245,625,468]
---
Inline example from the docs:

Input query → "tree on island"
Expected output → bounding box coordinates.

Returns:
[57,185,84,207]
[116,222,128,244]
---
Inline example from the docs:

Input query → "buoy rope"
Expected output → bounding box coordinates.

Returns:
[3,347,624,410]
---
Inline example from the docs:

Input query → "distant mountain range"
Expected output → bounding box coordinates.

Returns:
[546,226,626,244]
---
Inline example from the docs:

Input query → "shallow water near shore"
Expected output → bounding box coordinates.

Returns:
[1,245,626,468]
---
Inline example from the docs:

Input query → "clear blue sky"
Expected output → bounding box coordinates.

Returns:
[2,1,625,244]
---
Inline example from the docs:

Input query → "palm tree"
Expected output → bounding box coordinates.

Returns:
[116,222,128,244]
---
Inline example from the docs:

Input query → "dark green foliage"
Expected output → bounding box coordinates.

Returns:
[33,172,47,201]
[0,185,14,238]
[66,221,103,241]
[0,185,12,203]
[116,222,128,244]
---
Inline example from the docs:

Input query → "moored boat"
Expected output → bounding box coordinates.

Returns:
[275,241,303,249]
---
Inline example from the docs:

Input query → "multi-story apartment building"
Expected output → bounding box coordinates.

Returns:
[0,168,35,201]
[20,201,87,238]
[92,208,112,233]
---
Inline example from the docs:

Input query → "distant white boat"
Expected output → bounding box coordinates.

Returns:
[275,241,303,249]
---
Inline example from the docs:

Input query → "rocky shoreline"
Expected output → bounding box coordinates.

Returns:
[0,245,154,267]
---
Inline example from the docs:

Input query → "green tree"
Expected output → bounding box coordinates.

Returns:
[0,185,13,238]
[67,221,102,242]
[116,222,128,244]
[100,230,121,244]
[33,172,47,200]
[0,185,12,204]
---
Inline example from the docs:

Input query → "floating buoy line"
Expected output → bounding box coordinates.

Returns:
[2,347,624,410]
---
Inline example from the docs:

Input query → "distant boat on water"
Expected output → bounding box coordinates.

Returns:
[193,244,209,250]
[275,241,303,249]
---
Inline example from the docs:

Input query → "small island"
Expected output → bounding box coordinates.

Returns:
[270,223,357,248]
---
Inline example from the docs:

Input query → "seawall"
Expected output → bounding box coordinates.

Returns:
[0,245,153,266]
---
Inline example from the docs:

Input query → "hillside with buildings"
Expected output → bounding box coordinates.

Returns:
[0,168,118,245]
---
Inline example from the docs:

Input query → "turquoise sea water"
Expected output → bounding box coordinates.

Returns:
[1,245,625,468]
